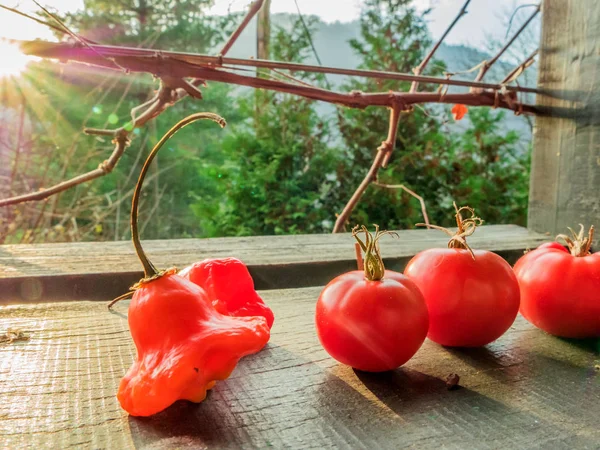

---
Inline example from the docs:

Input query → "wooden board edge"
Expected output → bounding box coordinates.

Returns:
[0,248,529,304]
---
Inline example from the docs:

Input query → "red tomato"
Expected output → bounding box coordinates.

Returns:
[316,270,429,372]
[514,233,600,338]
[404,249,520,347]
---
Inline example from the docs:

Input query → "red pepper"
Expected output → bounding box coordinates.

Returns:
[112,113,272,417]
[118,270,269,417]
[180,257,275,329]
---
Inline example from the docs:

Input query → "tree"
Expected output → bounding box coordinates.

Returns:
[336,0,529,229]
[190,16,342,236]
[3,0,240,243]
[64,0,233,50]
[336,0,449,229]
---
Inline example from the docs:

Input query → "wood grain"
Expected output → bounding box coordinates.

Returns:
[0,225,548,302]
[1,288,599,449]
[529,0,600,246]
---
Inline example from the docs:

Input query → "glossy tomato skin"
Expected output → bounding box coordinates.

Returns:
[404,249,520,347]
[315,270,429,372]
[536,242,568,252]
[514,247,600,338]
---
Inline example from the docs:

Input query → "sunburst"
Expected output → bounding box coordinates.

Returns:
[0,40,34,78]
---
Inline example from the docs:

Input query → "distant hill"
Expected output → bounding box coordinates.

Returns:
[224,13,535,141]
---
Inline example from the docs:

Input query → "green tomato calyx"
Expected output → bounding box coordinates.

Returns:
[352,224,398,281]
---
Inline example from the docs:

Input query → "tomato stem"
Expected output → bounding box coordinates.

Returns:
[416,202,483,259]
[556,224,595,257]
[131,113,226,278]
[352,225,398,281]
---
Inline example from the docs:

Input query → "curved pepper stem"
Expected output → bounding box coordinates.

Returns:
[352,225,398,281]
[416,202,483,259]
[131,113,227,278]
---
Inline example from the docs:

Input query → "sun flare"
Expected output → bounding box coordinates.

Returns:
[0,40,33,77]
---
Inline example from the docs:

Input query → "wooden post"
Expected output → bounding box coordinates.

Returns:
[528,0,600,244]
[256,0,271,65]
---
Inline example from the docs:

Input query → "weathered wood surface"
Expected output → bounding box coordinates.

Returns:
[529,0,600,245]
[1,287,599,449]
[0,225,547,302]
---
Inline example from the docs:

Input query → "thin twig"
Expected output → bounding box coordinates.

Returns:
[270,68,316,87]
[0,135,129,207]
[501,48,539,85]
[32,0,122,70]
[333,105,403,233]
[372,182,430,226]
[474,4,540,82]
[82,162,176,241]
[354,242,364,271]
[505,4,540,38]
[219,0,265,58]
[0,3,80,39]
[410,0,471,93]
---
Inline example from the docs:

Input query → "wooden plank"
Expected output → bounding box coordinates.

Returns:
[0,287,599,449]
[529,0,600,245]
[0,225,548,303]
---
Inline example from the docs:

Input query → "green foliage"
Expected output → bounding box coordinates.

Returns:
[337,0,449,229]
[335,0,529,230]
[445,108,530,226]
[191,18,341,236]
[64,0,234,50]
[4,0,242,243]
[5,0,531,243]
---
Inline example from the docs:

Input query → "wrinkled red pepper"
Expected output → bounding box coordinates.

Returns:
[112,113,273,417]
[118,270,270,417]
[180,257,275,329]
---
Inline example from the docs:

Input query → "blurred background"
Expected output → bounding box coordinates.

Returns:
[0,0,539,243]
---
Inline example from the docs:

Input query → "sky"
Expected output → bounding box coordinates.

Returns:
[0,0,537,50]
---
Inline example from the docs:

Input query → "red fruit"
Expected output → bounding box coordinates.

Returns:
[315,226,429,372]
[514,226,600,338]
[405,248,520,347]
[404,204,520,347]
[180,257,274,329]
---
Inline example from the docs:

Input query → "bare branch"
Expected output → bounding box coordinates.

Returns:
[0,135,129,207]
[85,76,199,137]
[14,40,538,115]
[18,40,542,96]
[410,0,471,93]
[333,104,403,233]
[474,4,541,82]
[1,0,542,212]
[2,73,205,208]
[501,48,538,85]
[219,0,265,58]
[372,182,430,227]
